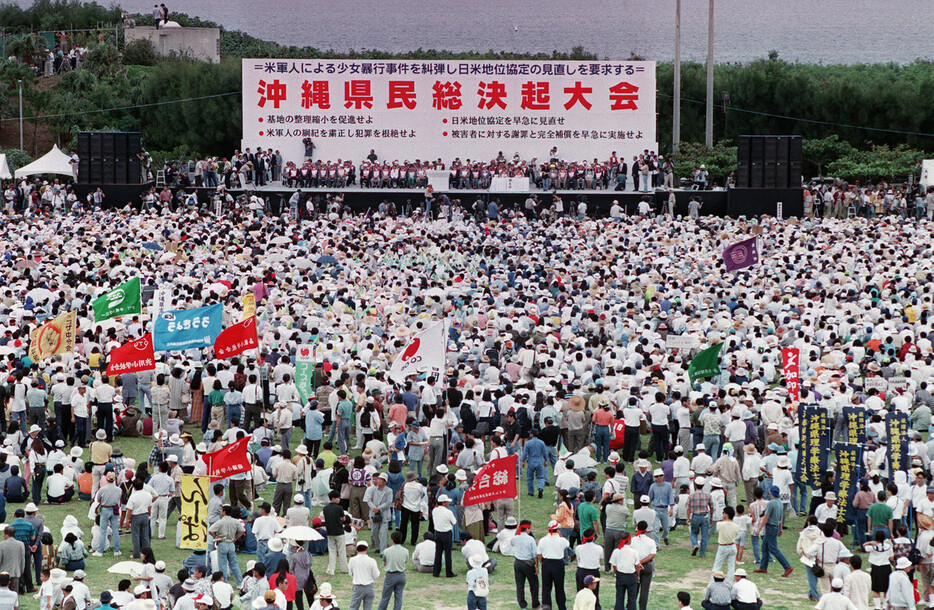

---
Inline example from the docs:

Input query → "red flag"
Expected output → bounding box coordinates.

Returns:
[213,316,258,359]
[782,347,800,402]
[105,333,155,376]
[463,454,518,506]
[204,436,251,480]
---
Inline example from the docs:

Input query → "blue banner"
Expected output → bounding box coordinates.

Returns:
[153,304,223,352]
[841,406,867,445]
[886,411,910,479]
[797,405,829,489]
[834,443,862,524]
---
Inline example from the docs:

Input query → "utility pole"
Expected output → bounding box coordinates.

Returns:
[673,0,681,155]
[705,0,714,148]
[18,79,23,151]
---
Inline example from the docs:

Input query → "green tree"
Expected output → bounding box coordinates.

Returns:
[801,135,856,179]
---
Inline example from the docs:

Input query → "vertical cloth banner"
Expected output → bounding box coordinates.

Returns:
[886,411,910,479]
[797,405,829,489]
[388,320,447,384]
[105,333,156,376]
[463,454,518,506]
[242,293,256,321]
[294,344,315,404]
[834,443,862,525]
[150,288,172,319]
[204,436,252,480]
[688,343,722,383]
[722,236,759,271]
[153,303,223,352]
[28,310,77,362]
[841,406,867,445]
[782,347,800,403]
[92,277,142,323]
[179,474,210,550]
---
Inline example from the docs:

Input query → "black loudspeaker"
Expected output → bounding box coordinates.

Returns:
[736,136,751,188]
[735,135,802,189]
[750,137,764,188]
[77,132,142,184]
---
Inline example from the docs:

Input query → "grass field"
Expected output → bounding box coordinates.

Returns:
[20,428,819,610]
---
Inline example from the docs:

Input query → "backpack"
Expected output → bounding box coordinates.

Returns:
[473,574,489,598]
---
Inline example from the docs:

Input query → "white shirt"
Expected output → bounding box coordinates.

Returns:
[574,541,603,570]
[609,545,640,574]
[412,540,435,567]
[70,391,90,418]
[212,581,233,607]
[537,533,570,560]
[731,579,760,604]
[127,489,153,515]
[252,515,282,541]
[431,506,457,532]
[95,383,116,403]
[47,472,72,497]
[348,553,380,586]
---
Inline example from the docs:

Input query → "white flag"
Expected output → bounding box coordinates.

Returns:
[388,320,447,384]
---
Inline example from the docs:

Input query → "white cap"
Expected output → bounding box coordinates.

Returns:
[24,502,37,513]
[293,494,305,504]
[438,495,451,503]
[155,560,166,571]
[29,425,41,434]
[695,443,705,451]
[831,578,844,589]
[653,468,664,477]
[640,495,651,504]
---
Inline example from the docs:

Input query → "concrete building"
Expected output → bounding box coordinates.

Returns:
[125,24,220,63]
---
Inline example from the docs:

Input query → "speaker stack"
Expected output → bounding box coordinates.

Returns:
[735,135,801,189]
[77,132,142,184]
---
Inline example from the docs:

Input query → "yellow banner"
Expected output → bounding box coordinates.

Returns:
[28,311,77,362]
[243,293,256,321]
[179,475,210,550]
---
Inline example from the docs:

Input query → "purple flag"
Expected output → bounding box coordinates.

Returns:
[722,236,759,271]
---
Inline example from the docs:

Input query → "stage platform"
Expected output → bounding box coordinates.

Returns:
[74,181,802,218]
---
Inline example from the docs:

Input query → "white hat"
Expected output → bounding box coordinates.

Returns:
[96,429,107,440]
[296,445,308,455]
[315,583,334,600]
[710,477,722,488]
[70,446,83,458]
[695,476,706,486]
[195,596,213,606]
[293,494,305,504]
[25,502,37,513]
[155,560,166,571]
[896,557,913,570]
[356,540,369,549]
[134,585,151,596]
[55,439,65,448]
[734,568,747,577]
[29,425,41,434]
[73,569,86,580]
[640,494,651,504]
[267,537,285,552]
[438,495,451,503]
[378,473,389,481]
[167,454,179,462]
[831,578,844,589]
[168,434,181,445]
[695,443,705,451]
[468,555,485,568]
[653,468,664,477]
[455,470,468,481]
[436,465,449,474]
[196,443,207,452]
[824,492,837,501]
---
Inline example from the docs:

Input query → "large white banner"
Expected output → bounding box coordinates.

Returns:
[242,59,656,165]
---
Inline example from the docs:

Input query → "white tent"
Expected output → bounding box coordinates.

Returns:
[14,145,76,180]
[0,155,10,180]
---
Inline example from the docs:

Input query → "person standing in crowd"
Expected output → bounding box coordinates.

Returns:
[348,540,379,610]
[376,531,407,610]
[754,486,793,577]
[538,520,570,610]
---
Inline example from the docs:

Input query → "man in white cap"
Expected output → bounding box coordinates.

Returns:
[364,473,393,553]
[431,495,457,578]
[691,443,712,477]
[286,492,310,529]
[348,540,379,610]
[71,569,92,610]
[887,557,915,610]
[89,428,112,497]
[538,520,570,610]
[730,569,761,610]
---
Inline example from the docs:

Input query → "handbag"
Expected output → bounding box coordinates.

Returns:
[810,546,825,578]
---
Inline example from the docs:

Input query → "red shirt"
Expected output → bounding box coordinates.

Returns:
[268,573,296,601]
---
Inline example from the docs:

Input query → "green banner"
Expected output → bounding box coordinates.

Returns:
[295,344,315,403]
[688,343,722,383]
[92,277,142,322]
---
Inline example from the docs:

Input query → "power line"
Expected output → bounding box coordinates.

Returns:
[658,92,934,138]
[0,90,241,122]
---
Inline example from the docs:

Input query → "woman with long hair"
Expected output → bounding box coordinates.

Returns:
[267,558,297,610]
[189,365,204,425]
[27,437,48,504]
[57,532,89,571]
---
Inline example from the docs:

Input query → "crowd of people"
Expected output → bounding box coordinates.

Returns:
[0,180,929,610]
[161,147,702,194]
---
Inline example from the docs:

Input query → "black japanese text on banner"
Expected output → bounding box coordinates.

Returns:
[242,59,657,166]
[796,405,829,489]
